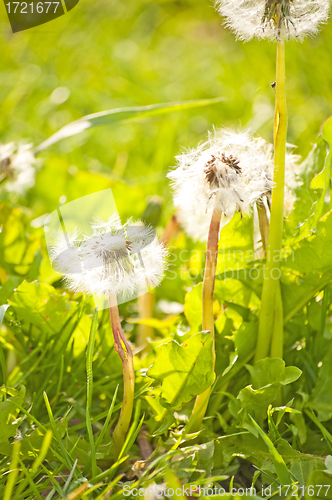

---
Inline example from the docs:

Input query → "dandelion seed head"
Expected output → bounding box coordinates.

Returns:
[168,128,301,241]
[0,143,38,194]
[215,0,330,41]
[50,215,167,301]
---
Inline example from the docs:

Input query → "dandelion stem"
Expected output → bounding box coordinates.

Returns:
[256,40,287,362]
[187,200,222,431]
[109,293,135,458]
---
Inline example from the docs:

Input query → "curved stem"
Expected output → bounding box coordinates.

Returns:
[109,294,135,458]
[187,201,222,432]
[256,40,287,363]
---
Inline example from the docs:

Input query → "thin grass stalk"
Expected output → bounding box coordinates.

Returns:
[109,293,135,458]
[256,40,287,362]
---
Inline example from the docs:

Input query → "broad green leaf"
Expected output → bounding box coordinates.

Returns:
[234,321,257,361]
[246,358,302,390]
[0,386,25,424]
[196,441,215,478]
[236,360,301,422]
[238,385,280,422]
[305,471,332,499]
[309,345,332,421]
[216,213,254,275]
[301,117,332,235]
[147,331,214,411]
[282,210,332,324]
[0,386,26,444]
[275,439,325,486]
[9,281,76,337]
[184,283,202,332]
[35,98,224,152]
[286,119,331,244]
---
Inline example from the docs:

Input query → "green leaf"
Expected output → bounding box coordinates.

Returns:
[309,345,332,421]
[236,359,301,422]
[216,213,254,275]
[0,386,26,443]
[184,283,202,332]
[238,385,280,423]
[246,358,302,390]
[234,321,258,364]
[282,210,332,324]
[196,441,215,478]
[9,281,76,337]
[35,98,224,152]
[249,416,292,486]
[305,471,332,499]
[147,331,214,411]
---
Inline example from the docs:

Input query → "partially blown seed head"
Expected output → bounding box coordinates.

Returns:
[50,214,167,302]
[215,0,330,41]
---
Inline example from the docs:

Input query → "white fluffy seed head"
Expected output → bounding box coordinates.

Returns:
[168,129,300,241]
[50,215,167,301]
[0,143,38,194]
[215,0,330,41]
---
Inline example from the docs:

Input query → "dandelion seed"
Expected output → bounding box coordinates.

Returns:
[215,0,330,41]
[0,143,38,194]
[50,214,167,302]
[168,129,300,241]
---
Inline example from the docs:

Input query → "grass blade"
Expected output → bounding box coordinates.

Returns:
[4,441,21,500]
[249,415,292,486]
[35,98,224,152]
[84,307,99,478]
[43,391,76,475]
[83,385,119,477]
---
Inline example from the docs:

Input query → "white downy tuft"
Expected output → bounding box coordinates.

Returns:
[168,129,301,241]
[215,0,330,41]
[0,143,38,194]
[50,215,167,302]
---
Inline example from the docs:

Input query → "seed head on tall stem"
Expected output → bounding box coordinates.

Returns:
[51,213,167,458]
[169,128,297,429]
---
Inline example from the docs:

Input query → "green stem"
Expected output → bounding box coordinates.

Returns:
[187,201,222,432]
[255,40,288,363]
[109,294,135,459]
[270,281,284,359]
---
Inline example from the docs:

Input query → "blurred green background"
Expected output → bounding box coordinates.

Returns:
[1,0,332,223]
